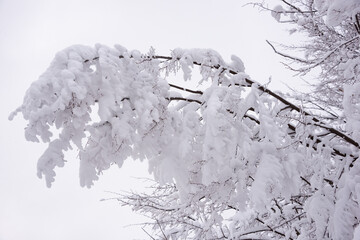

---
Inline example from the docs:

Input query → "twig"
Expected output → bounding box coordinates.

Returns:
[142,227,156,240]
[169,83,203,95]
[266,40,310,64]
[167,97,202,104]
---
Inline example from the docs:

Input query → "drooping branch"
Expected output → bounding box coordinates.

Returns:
[85,53,360,150]
[169,55,359,149]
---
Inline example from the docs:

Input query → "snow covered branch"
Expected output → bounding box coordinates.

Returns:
[83,50,360,150]
[11,42,360,239]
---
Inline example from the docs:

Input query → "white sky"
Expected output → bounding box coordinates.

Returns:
[0,0,298,239]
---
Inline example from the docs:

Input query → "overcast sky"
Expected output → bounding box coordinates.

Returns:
[0,0,297,239]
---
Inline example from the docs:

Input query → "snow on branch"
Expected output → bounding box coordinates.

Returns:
[11,44,360,239]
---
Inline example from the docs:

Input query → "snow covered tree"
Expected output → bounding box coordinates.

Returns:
[10,1,360,239]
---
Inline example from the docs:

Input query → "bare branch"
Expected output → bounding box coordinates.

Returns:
[167,97,202,104]
[169,83,203,95]
[266,40,310,64]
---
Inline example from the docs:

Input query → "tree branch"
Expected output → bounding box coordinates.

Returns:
[169,83,203,95]
[266,40,311,64]
[167,97,202,104]
[86,53,360,152]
